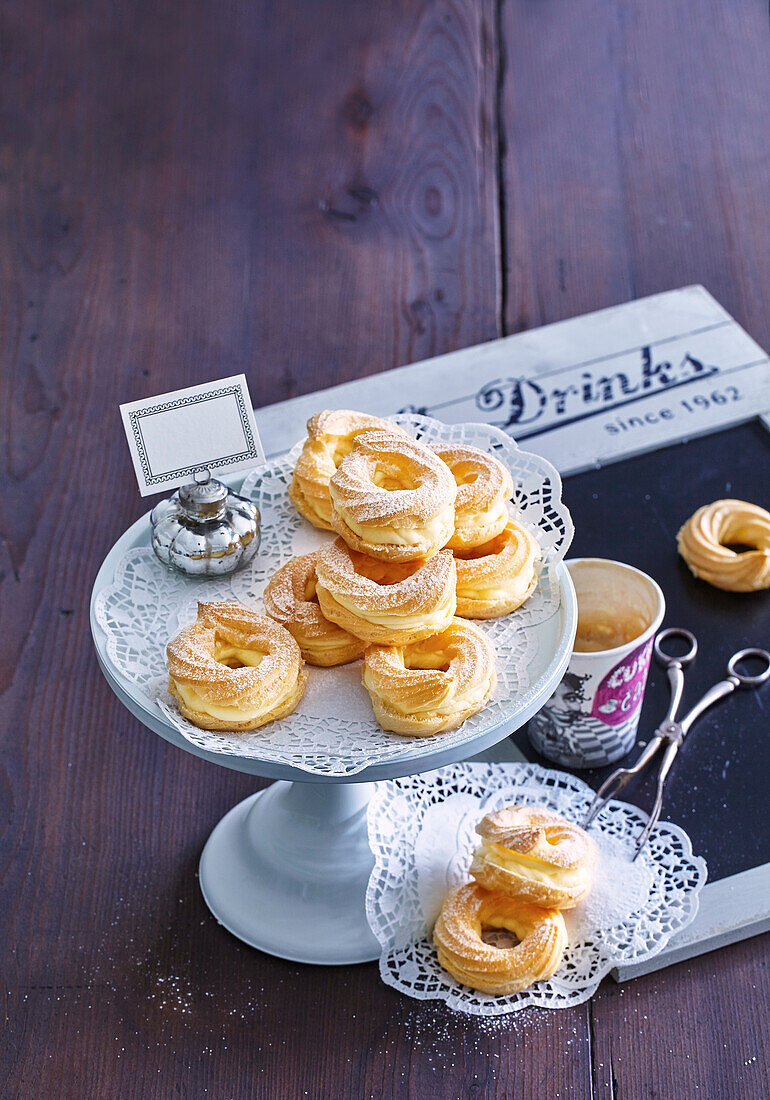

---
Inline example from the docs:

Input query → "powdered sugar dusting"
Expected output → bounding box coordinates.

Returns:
[330,430,457,525]
[564,833,654,942]
[434,442,513,514]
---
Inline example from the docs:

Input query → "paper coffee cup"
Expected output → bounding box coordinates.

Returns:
[528,558,665,769]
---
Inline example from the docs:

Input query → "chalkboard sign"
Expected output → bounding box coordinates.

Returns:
[511,419,770,975]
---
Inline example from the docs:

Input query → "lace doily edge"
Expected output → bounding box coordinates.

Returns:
[365,762,708,1014]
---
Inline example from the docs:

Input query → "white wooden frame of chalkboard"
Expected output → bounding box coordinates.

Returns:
[614,865,770,980]
[254,286,770,479]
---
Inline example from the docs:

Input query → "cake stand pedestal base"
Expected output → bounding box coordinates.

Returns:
[199,779,379,965]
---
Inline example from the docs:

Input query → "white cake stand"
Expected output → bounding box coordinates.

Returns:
[91,418,577,966]
[91,526,575,965]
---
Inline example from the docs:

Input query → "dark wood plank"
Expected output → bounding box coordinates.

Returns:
[499,0,637,329]
[589,938,770,1099]
[499,0,770,350]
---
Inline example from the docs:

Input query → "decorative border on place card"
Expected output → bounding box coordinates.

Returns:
[120,374,265,496]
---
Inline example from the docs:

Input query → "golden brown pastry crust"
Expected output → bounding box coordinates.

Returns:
[362,618,496,736]
[263,552,366,667]
[433,883,567,995]
[470,805,597,909]
[677,499,770,592]
[314,538,456,645]
[329,430,457,562]
[435,444,514,551]
[454,519,540,618]
[166,601,307,731]
[289,410,407,530]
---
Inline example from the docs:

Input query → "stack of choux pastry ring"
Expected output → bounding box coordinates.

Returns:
[167,410,543,737]
[289,410,409,531]
[434,805,597,994]
[271,412,542,736]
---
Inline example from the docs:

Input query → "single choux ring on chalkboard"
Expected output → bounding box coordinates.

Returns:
[433,443,514,551]
[362,618,496,736]
[329,430,457,562]
[314,538,456,646]
[470,805,597,910]
[433,883,568,995]
[166,602,307,731]
[677,499,770,592]
[453,519,541,618]
[289,410,408,531]
[263,552,366,667]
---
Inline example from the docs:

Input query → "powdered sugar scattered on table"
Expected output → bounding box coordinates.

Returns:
[366,762,706,1015]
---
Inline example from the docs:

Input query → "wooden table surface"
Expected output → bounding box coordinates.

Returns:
[2,2,769,1097]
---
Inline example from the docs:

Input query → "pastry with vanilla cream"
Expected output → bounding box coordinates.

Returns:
[435,443,514,550]
[166,601,306,731]
[454,519,540,618]
[362,618,496,735]
[289,410,408,530]
[263,552,366,666]
[470,805,597,909]
[329,430,457,562]
[433,883,567,995]
[315,538,456,645]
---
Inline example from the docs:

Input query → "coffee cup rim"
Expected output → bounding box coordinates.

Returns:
[565,557,666,659]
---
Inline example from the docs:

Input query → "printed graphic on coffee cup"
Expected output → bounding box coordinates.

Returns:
[591,639,654,725]
[528,560,665,769]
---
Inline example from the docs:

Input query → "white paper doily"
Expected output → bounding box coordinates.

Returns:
[93,415,573,776]
[366,762,707,1015]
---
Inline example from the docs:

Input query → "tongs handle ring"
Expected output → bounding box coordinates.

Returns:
[654,627,698,667]
[677,649,770,736]
[726,648,770,687]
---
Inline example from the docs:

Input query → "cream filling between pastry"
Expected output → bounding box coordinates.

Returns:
[296,490,331,524]
[457,576,532,602]
[366,670,494,717]
[477,842,584,889]
[337,507,453,547]
[408,676,494,716]
[458,583,518,602]
[173,678,296,723]
[454,499,509,534]
[215,645,264,667]
[331,589,454,630]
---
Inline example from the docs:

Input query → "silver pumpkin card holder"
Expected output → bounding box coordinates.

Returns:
[583,628,770,858]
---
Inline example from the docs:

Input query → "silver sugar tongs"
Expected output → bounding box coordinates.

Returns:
[582,627,770,860]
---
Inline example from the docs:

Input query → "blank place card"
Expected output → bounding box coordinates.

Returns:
[120,375,265,496]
